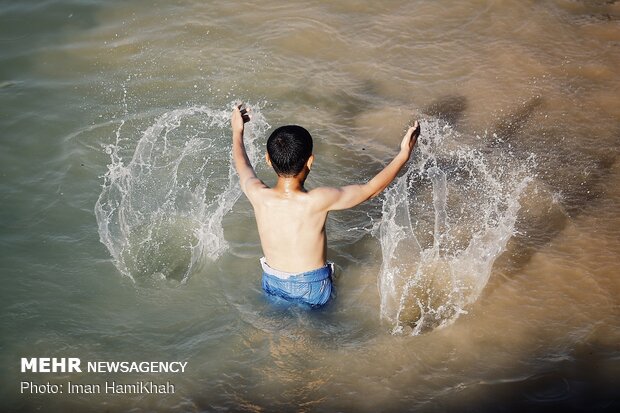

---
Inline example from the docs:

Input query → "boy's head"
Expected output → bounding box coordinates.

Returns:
[266,125,313,177]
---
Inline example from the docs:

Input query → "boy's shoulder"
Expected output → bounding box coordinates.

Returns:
[306,186,344,211]
[246,180,339,210]
[242,177,269,202]
[307,186,340,197]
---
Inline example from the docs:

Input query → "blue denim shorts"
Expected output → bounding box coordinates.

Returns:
[260,257,334,307]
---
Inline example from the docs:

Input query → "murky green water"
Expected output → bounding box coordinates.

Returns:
[1,0,619,412]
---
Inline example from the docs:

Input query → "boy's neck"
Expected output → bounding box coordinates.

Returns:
[275,175,306,194]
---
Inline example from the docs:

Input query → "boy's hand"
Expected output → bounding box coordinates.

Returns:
[231,103,251,136]
[400,120,420,158]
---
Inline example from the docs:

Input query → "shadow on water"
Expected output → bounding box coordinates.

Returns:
[284,77,383,124]
[406,93,618,283]
[488,96,544,146]
[372,90,618,333]
[423,94,468,126]
[480,97,618,276]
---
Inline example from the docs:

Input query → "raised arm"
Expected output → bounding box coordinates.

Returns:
[316,121,420,211]
[231,104,264,196]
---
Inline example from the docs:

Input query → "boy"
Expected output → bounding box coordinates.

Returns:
[231,104,420,307]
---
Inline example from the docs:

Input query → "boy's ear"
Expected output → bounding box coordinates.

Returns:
[265,152,272,167]
[306,154,314,170]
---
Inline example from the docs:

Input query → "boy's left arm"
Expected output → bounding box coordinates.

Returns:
[231,104,264,196]
[312,122,420,211]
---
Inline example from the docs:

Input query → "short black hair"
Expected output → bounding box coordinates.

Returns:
[266,125,313,177]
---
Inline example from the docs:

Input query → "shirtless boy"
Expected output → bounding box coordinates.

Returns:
[231,104,420,307]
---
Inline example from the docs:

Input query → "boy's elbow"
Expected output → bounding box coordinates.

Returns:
[361,183,380,201]
[368,188,384,200]
[237,175,250,194]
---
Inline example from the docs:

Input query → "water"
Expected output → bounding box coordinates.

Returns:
[95,104,268,282]
[376,119,534,334]
[1,0,619,412]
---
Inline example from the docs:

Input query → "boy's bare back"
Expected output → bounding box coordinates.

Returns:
[231,104,419,275]
[245,183,329,273]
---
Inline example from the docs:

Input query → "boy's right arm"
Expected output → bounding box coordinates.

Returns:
[231,104,266,199]
[314,121,420,211]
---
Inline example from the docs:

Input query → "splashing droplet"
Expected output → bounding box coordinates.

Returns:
[374,118,533,334]
[95,104,269,282]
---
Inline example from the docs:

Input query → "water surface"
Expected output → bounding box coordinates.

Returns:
[1,0,619,411]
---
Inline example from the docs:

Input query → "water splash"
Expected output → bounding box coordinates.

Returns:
[375,118,533,335]
[95,104,269,282]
